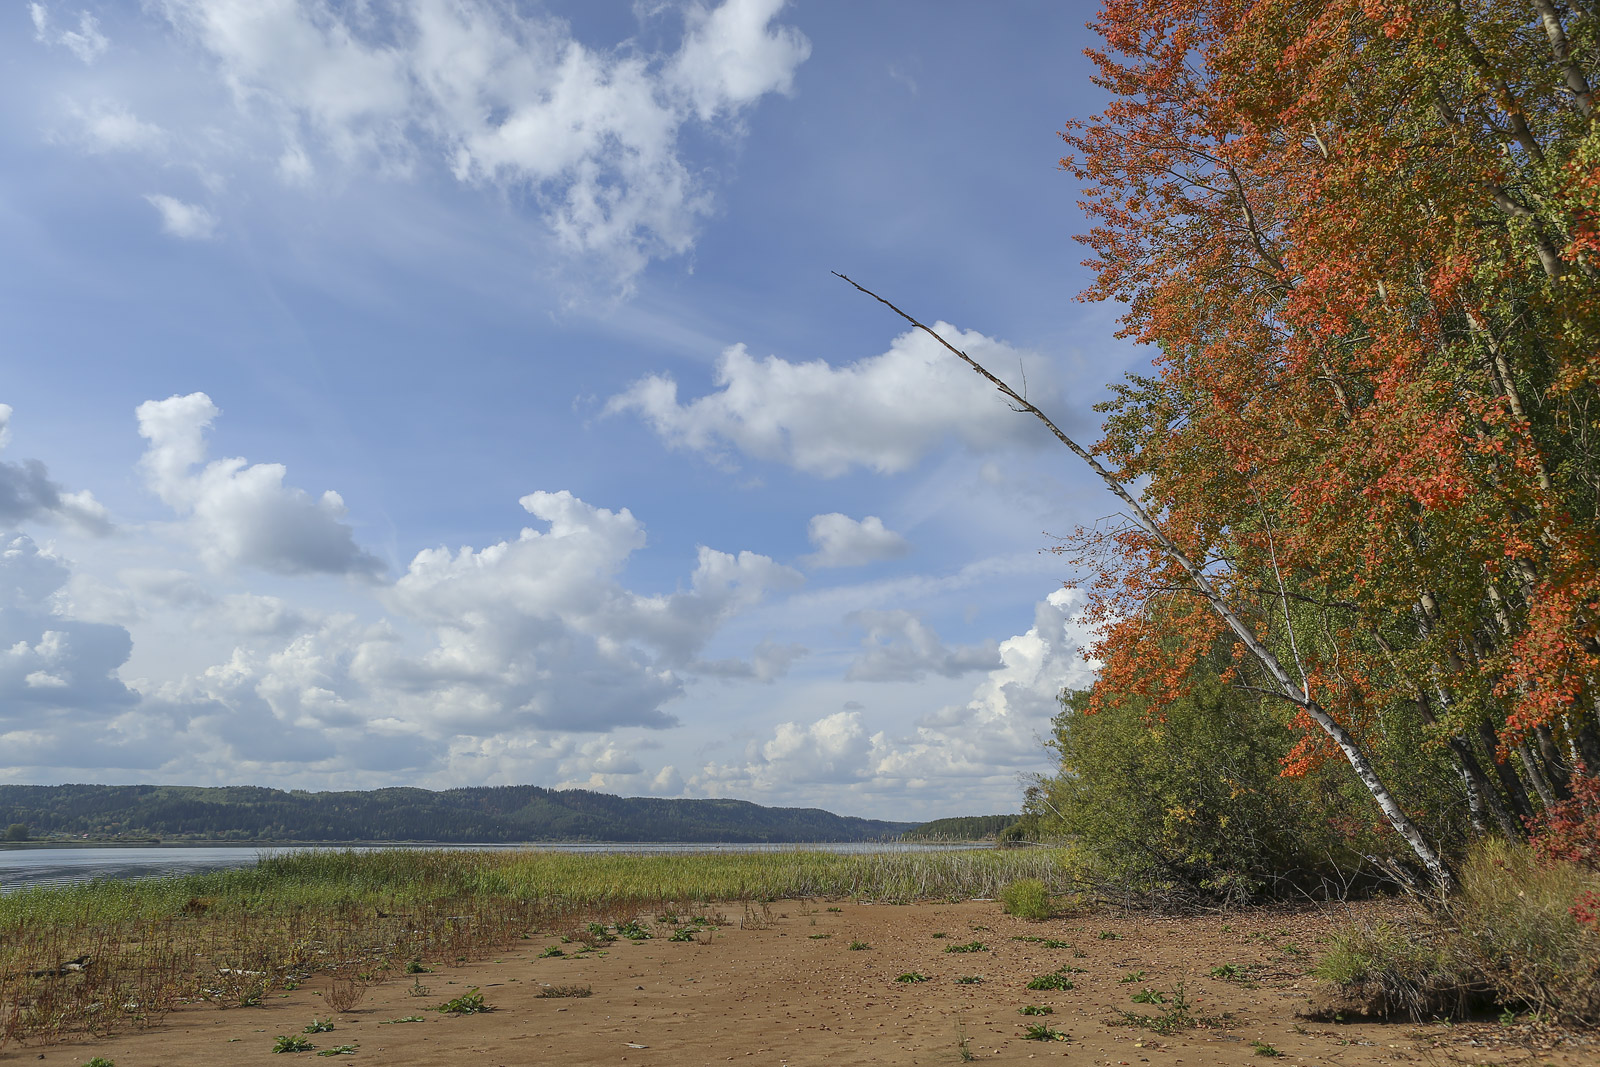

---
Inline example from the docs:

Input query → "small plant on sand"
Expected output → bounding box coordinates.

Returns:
[1018,1005,1052,1016]
[1211,963,1249,981]
[896,972,931,983]
[1131,988,1167,1004]
[1251,1040,1282,1057]
[272,1035,315,1053]
[315,1046,358,1057]
[405,960,431,974]
[932,931,947,938]
[848,940,870,951]
[536,984,592,998]
[408,976,431,997]
[957,1018,975,1062]
[955,975,983,984]
[83,1060,116,1067]
[615,919,653,941]
[538,945,565,958]
[1003,878,1051,920]
[381,1016,425,1024]
[669,928,698,942]
[1041,939,1072,949]
[1022,1023,1068,1041]
[809,933,831,940]
[945,941,986,953]
[1027,970,1075,991]
[437,988,489,1014]
[1120,970,1147,983]
[1097,930,1121,940]
[1120,982,1217,1035]
[827,906,842,913]
[303,1018,335,1033]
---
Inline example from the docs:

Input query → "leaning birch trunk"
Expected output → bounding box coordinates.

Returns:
[836,272,1457,893]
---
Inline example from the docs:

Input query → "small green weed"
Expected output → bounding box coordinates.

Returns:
[1041,939,1072,949]
[944,941,986,953]
[1120,970,1147,983]
[408,976,431,997]
[1131,988,1167,1005]
[896,972,931,983]
[1210,964,1245,981]
[1097,930,1121,940]
[315,1046,357,1057]
[437,988,489,1014]
[808,933,831,940]
[827,906,842,912]
[615,920,652,940]
[272,1035,315,1053]
[405,960,430,974]
[1017,1005,1053,1016]
[848,940,870,950]
[955,975,983,984]
[380,1016,424,1024]
[1119,982,1216,1035]
[669,928,697,942]
[1026,971,1075,991]
[538,946,564,958]
[303,1019,335,1034]
[932,932,947,939]
[1022,1023,1068,1041]
[1250,1040,1282,1057]
[83,1060,116,1067]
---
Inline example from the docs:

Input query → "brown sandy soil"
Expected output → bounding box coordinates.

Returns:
[7,899,1598,1067]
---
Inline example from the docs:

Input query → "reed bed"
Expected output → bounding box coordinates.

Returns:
[0,846,1076,1048]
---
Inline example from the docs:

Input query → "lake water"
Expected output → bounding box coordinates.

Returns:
[0,841,980,893]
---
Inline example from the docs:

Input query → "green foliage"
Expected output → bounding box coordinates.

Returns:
[302,1018,335,1033]
[437,988,488,1014]
[82,1059,115,1067]
[1032,666,1424,902]
[955,975,983,984]
[895,972,930,983]
[944,941,986,953]
[847,940,870,951]
[1026,970,1075,991]
[3,823,27,842]
[272,1035,315,1053]
[1251,1040,1282,1057]
[1001,878,1050,919]
[1021,1023,1068,1041]
[900,815,1020,841]
[315,1046,357,1057]
[1017,1005,1052,1015]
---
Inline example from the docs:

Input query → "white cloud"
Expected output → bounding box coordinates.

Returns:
[62,99,166,154]
[127,0,810,283]
[804,513,909,568]
[844,609,1000,682]
[0,535,139,728]
[607,324,1051,476]
[671,0,810,121]
[144,194,218,240]
[0,404,113,534]
[135,392,383,577]
[31,4,109,64]
[693,589,1095,811]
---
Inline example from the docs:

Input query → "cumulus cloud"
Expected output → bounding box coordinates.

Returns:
[606,324,1051,476]
[693,589,1095,810]
[843,609,1000,682]
[144,195,218,240]
[0,405,112,534]
[135,392,383,577]
[0,535,139,729]
[30,4,109,64]
[118,0,810,282]
[804,513,909,568]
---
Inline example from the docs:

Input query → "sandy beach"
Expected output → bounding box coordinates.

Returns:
[8,899,1596,1067]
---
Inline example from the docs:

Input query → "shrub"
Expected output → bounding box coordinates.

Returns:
[437,988,489,1014]
[1002,879,1050,920]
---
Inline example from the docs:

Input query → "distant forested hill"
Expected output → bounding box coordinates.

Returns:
[0,784,914,843]
[900,814,1021,841]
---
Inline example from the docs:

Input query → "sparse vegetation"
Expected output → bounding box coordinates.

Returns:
[944,941,986,953]
[535,985,592,998]
[848,940,870,951]
[302,1018,335,1033]
[437,988,488,1015]
[1022,1023,1068,1041]
[272,1035,315,1053]
[1017,1005,1052,1016]
[1026,970,1075,991]
[895,972,931,983]
[1002,878,1051,920]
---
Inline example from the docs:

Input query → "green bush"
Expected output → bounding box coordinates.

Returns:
[1002,879,1050,920]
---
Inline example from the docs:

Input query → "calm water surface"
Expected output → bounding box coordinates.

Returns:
[0,841,978,893]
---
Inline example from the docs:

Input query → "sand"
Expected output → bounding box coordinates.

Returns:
[7,899,1597,1066]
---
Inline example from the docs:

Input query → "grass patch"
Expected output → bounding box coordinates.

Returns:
[1250,1040,1282,1057]
[1119,982,1218,1035]
[895,972,931,983]
[315,1046,357,1057]
[1002,878,1051,920]
[1026,970,1075,991]
[955,975,983,984]
[848,940,870,951]
[1209,964,1245,980]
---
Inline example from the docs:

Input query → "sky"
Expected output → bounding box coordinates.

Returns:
[0,0,1147,822]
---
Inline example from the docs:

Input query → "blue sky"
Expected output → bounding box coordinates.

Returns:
[0,0,1145,821]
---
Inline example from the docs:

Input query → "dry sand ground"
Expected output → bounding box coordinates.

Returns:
[8,899,1598,1067]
